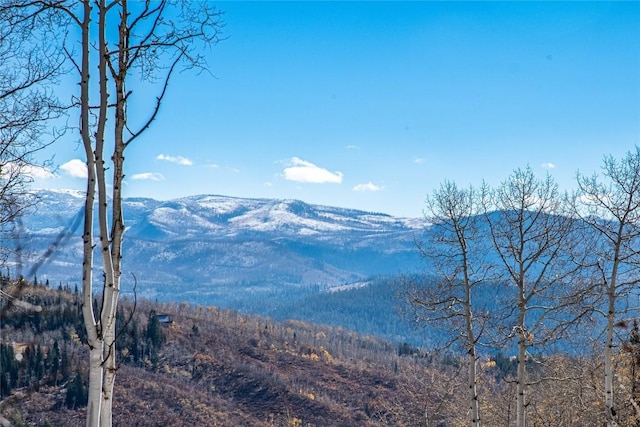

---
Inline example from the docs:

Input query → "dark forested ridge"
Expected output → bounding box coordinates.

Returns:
[235,277,430,347]
[2,278,640,426]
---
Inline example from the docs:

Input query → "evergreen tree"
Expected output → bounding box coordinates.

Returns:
[130,319,141,363]
[34,344,44,381]
[49,341,61,383]
[65,371,87,409]
[0,344,16,398]
[146,310,165,365]
[146,310,165,348]
[60,344,70,379]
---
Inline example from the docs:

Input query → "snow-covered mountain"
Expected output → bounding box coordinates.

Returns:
[14,189,425,304]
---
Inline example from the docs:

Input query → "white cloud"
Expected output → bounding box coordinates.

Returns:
[1,162,54,179]
[541,162,556,169]
[26,165,55,179]
[131,172,165,181]
[414,157,425,164]
[26,164,55,179]
[345,145,359,150]
[283,157,343,184]
[156,154,193,166]
[61,159,88,178]
[353,182,382,192]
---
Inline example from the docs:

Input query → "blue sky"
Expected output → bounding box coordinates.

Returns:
[34,1,640,218]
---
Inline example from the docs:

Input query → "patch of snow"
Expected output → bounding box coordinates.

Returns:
[149,206,222,233]
[43,188,86,198]
[124,201,148,208]
[298,228,320,236]
[195,196,250,214]
[326,281,370,293]
[229,203,350,232]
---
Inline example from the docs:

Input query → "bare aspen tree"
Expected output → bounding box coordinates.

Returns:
[0,3,63,261]
[8,1,223,426]
[481,167,585,427]
[403,181,492,427]
[87,3,221,425]
[575,147,640,427]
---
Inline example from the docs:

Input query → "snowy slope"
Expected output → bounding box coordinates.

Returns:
[14,190,425,302]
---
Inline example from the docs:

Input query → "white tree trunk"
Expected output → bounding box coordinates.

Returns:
[86,346,103,427]
[516,291,527,427]
[95,0,116,419]
[605,280,617,427]
[464,280,480,427]
[468,349,480,427]
[79,1,104,425]
[605,313,615,427]
[100,320,116,427]
[516,334,527,427]
[604,233,622,427]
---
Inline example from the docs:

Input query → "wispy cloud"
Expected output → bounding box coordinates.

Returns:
[283,157,343,184]
[131,172,165,181]
[353,182,382,192]
[541,162,556,169]
[157,154,193,166]
[414,157,425,164]
[345,145,359,150]
[61,159,88,178]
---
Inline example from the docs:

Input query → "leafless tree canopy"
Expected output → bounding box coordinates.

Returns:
[575,147,640,426]
[0,3,65,257]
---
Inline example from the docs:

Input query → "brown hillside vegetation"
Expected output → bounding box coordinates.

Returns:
[2,281,640,426]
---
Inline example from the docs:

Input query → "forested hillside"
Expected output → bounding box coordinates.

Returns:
[228,277,429,347]
[2,278,640,426]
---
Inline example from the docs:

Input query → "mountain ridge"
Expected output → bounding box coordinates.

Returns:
[15,189,425,305]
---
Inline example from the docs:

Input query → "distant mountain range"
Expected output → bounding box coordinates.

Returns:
[13,189,425,306]
[11,190,618,350]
